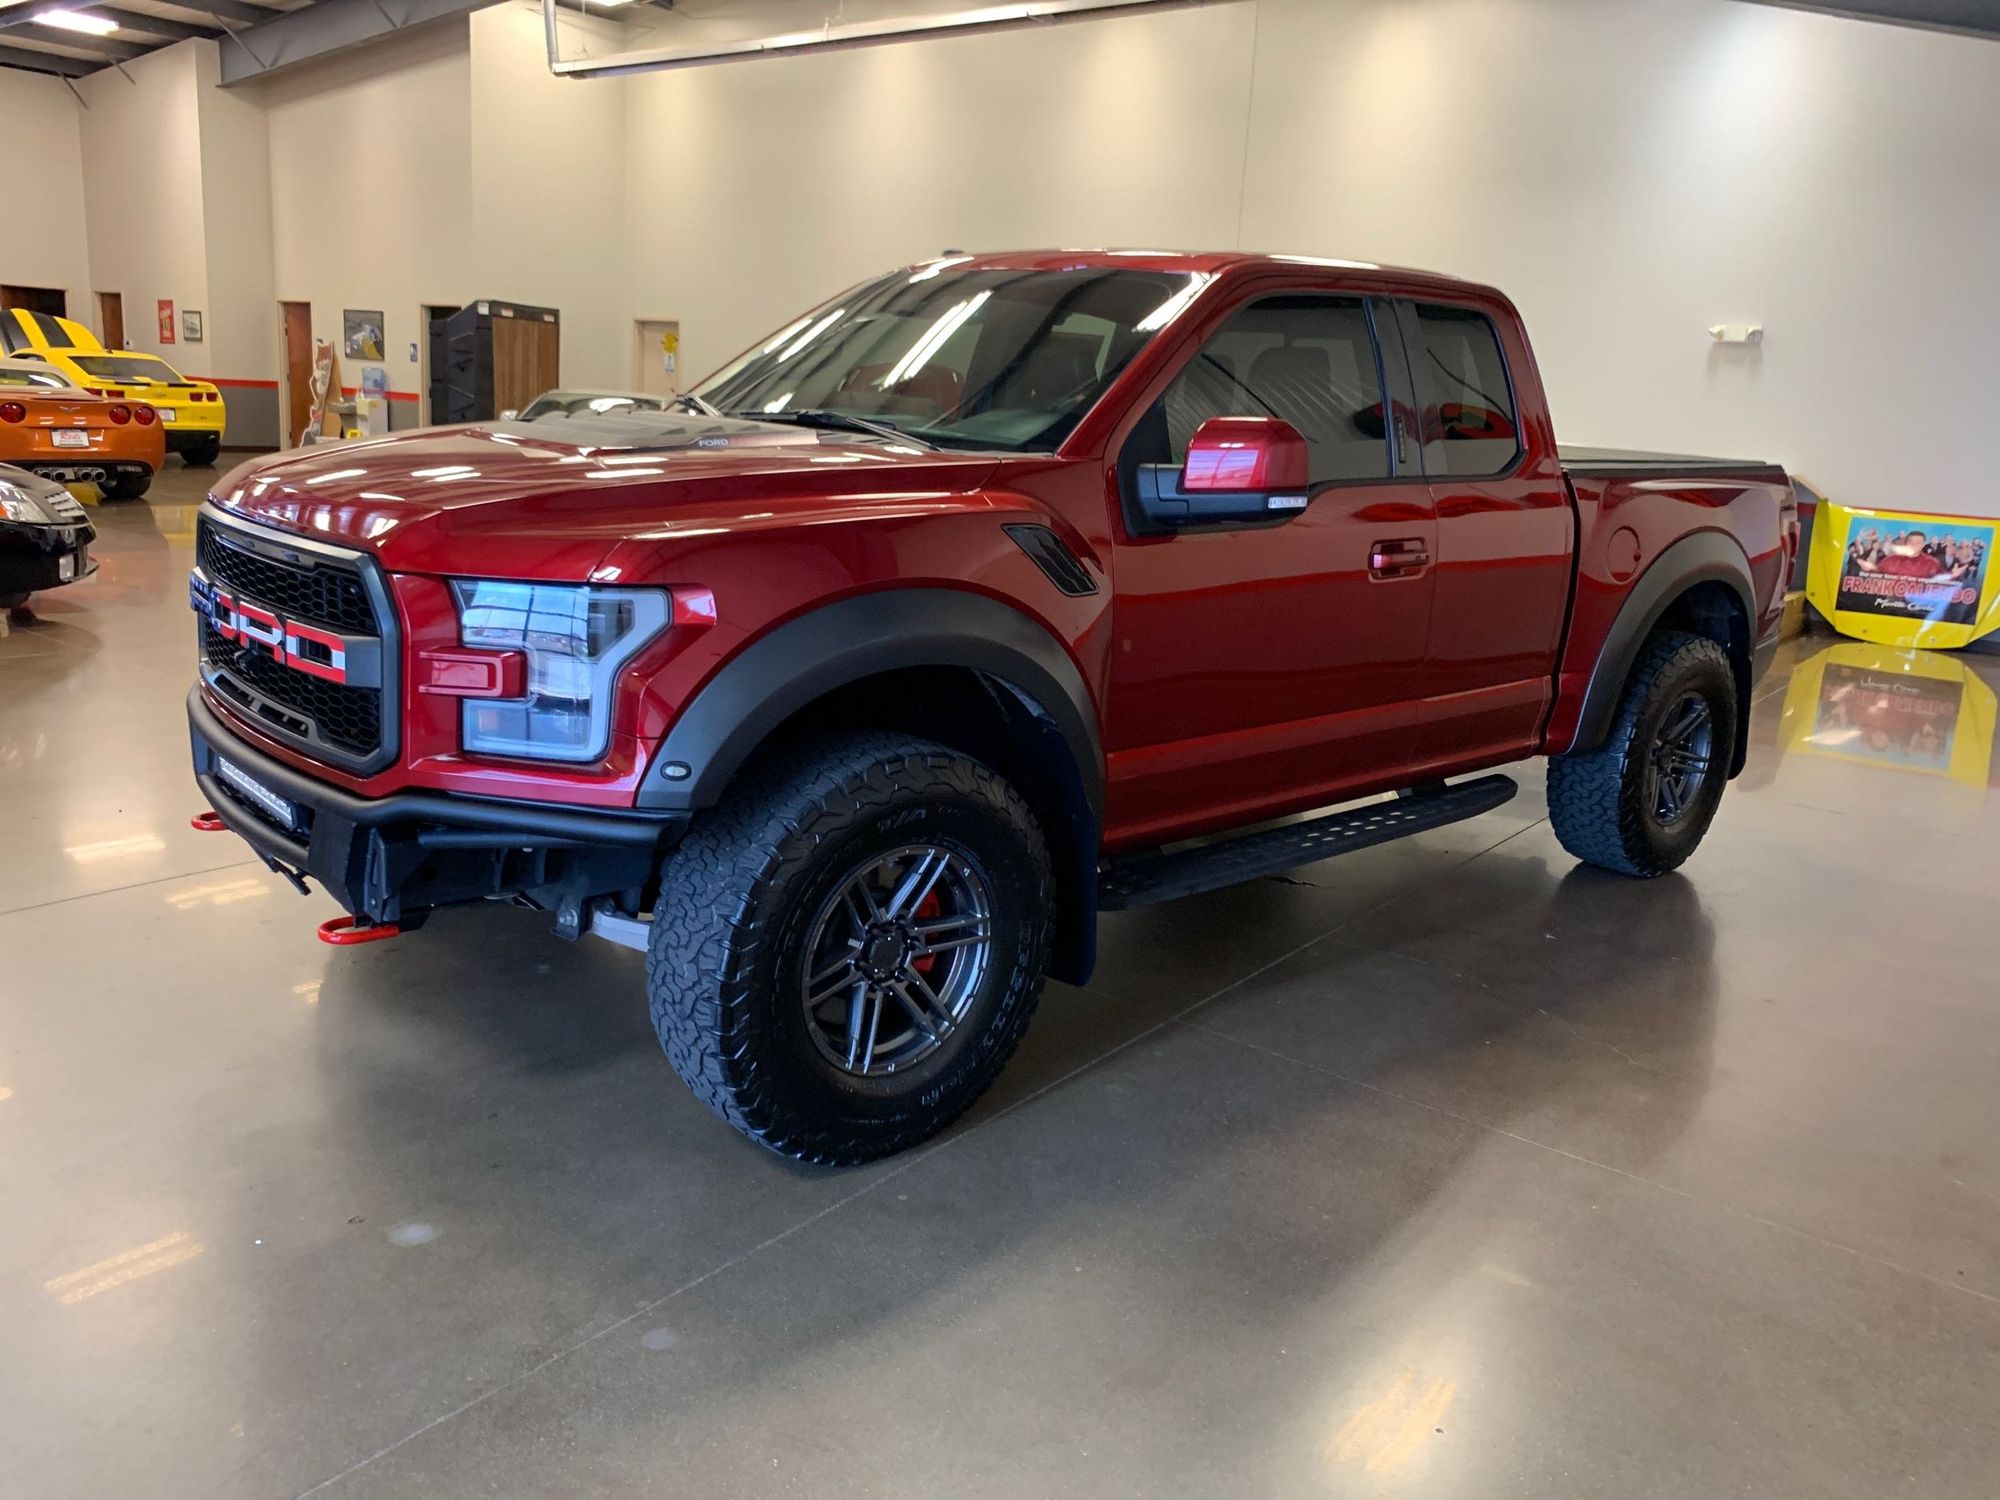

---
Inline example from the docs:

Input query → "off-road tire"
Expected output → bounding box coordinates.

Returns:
[100,472,151,501]
[1548,630,1737,878]
[646,732,1053,1164]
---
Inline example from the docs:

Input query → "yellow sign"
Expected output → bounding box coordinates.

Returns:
[1777,640,1997,790]
[1805,495,1999,650]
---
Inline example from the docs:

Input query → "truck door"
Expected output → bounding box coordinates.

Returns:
[1392,298,1573,770]
[1103,292,1437,845]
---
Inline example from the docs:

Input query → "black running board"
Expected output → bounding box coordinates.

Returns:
[1099,775,1518,910]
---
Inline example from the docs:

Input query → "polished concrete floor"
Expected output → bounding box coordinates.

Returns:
[4,465,1999,1498]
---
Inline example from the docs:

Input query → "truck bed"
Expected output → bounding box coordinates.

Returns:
[1559,444,1787,480]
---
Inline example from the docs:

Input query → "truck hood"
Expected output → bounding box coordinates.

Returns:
[208,412,1005,575]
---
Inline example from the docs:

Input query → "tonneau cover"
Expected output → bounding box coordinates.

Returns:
[1560,444,1783,478]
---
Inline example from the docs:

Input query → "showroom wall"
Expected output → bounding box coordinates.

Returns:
[0,0,1994,511]
[74,46,216,371]
[0,71,92,326]
[616,0,2000,514]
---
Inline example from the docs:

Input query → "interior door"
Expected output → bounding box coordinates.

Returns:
[633,320,680,398]
[1104,292,1436,846]
[97,292,124,350]
[280,301,313,446]
[1393,298,1573,771]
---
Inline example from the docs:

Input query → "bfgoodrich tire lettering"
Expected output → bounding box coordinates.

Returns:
[646,732,1053,1164]
[1547,630,1737,878]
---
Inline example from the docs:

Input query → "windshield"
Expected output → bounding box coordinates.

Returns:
[0,368,69,389]
[694,266,1209,452]
[70,354,186,384]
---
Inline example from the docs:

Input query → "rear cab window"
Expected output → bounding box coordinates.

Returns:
[1408,303,1520,477]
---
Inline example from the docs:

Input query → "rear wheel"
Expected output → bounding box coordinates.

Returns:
[179,436,222,467]
[1547,630,1737,877]
[100,472,152,501]
[646,732,1053,1164]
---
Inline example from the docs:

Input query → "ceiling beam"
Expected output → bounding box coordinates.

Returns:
[0,39,97,72]
[218,0,491,83]
[157,0,291,24]
[7,20,152,58]
[90,7,224,41]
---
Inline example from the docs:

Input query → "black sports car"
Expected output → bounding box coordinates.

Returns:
[0,463,95,609]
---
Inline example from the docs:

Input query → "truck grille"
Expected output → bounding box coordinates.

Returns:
[195,509,396,772]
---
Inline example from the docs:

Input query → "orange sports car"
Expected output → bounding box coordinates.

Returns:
[0,360,165,500]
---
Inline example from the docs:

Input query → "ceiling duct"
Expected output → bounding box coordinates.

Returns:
[543,0,1227,81]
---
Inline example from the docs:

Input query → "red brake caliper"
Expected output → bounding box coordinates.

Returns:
[910,890,942,976]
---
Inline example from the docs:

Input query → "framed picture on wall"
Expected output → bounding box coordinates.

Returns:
[343,309,385,362]
[182,310,203,343]
[157,299,175,344]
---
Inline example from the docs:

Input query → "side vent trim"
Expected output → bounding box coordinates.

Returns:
[1003,523,1099,597]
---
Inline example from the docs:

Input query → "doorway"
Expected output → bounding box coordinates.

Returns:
[632,319,680,398]
[280,301,313,447]
[419,303,460,425]
[96,292,124,349]
[1,285,68,318]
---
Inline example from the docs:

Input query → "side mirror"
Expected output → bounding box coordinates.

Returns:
[1130,416,1312,534]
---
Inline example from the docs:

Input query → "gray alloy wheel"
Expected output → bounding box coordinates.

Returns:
[798,844,995,1078]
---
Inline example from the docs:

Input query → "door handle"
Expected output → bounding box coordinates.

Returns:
[1368,538,1431,579]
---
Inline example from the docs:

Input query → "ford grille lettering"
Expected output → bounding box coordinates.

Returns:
[191,572,353,685]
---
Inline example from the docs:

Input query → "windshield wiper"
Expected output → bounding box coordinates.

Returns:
[675,392,722,417]
[738,408,933,450]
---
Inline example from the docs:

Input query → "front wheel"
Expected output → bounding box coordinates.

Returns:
[646,732,1053,1164]
[1547,630,1737,877]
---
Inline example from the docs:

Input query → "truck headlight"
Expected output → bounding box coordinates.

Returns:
[450,580,669,762]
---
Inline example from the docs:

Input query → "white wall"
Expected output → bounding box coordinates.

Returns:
[470,3,628,388]
[1235,0,2000,512]
[256,19,475,402]
[2,0,1995,504]
[617,0,2000,515]
[75,44,214,370]
[620,1,1259,382]
[0,72,93,331]
[196,40,278,385]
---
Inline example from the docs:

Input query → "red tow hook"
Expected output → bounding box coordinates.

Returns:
[317,916,402,946]
[190,810,227,832]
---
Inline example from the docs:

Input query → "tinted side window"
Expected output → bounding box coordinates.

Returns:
[1160,296,1389,484]
[1412,304,1519,477]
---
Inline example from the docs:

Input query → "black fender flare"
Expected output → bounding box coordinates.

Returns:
[638,588,1104,820]
[1569,530,1756,766]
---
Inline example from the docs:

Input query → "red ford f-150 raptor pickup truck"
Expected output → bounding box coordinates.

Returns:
[186,252,1796,1163]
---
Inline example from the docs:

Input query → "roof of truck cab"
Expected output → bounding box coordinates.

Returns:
[907,250,1503,298]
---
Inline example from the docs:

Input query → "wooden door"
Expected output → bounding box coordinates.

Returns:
[1,285,67,317]
[492,317,559,418]
[281,301,313,446]
[98,293,125,349]
[632,319,680,398]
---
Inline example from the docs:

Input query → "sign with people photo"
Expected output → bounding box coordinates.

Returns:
[1836,516,1988,625]
[1805,496,2000,650]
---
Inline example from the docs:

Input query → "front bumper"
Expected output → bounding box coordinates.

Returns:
[0,521,96,597]
[189,687,687,928]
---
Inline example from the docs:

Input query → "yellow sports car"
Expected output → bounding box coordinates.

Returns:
[0,310,227,467]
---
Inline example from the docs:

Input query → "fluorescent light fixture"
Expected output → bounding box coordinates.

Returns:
[36,8,119,33]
